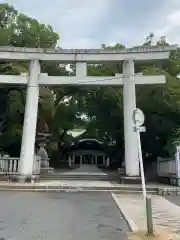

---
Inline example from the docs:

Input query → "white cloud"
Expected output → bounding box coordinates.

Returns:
[155,9,180,44]
[57,0,111,48]
[1,0,180,48]
[4,0,112,48]
[107,0,180,47]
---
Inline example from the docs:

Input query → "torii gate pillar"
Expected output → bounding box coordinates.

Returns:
[123,60,139,177]
[18,60,40,182]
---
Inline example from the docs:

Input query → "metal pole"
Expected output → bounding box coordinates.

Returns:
[136,127,147,199]
[136,127,154,236]
[146,195,154,236]
[133,109,154,236]
[176,146,180,180]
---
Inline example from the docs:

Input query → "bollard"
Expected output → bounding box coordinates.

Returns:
[146,195,154,236]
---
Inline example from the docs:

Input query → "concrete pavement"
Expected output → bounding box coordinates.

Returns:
[112,193,180,239]
[0,192,129,240]
[0,165,180,239]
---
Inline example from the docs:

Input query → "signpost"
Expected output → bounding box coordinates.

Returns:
[176,146,180,180]
[133,108,154,236]
[133,108,146,198]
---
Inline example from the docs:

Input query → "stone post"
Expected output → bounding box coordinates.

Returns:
[80,155,82,165]
[103,156,105,166]
[95,155,98,165]
[68,155,72,168]
[72,155,75,164]
[106,157,110,167]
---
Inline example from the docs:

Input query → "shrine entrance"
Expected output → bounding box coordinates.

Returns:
[66,139,110,167]
[80,154,105,165]
[0,45,175,182]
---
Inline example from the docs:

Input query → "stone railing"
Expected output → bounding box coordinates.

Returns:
[0,157,19,173]
[0,155,41,175]
[157,157,179,177]
[157,156,180,186]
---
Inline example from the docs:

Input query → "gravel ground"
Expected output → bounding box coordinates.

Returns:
[0,191,129,240]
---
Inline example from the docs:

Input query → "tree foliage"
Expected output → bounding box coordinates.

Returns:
[0,3,180,167]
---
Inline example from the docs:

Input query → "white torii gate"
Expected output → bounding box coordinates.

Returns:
[0,45,176,182]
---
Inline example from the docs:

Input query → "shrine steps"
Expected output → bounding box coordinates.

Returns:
[40,172,118,182]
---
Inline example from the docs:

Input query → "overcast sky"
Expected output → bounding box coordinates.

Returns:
[1,0,180,48]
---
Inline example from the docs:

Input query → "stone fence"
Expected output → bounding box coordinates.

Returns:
[0,155,41,175]
[157,156,180,186]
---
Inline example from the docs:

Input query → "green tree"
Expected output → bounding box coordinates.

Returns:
[73,37,180,165]
[0,4,180,170]
[0,3,60,156]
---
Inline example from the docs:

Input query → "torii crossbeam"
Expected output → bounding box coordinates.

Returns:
[0,73,165,86]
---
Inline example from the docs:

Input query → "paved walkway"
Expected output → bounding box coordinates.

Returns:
[37,165,112,188]
[38,180,113,187]
[112,193,180,237]
[0,165,180,195]
[68,165,107,175]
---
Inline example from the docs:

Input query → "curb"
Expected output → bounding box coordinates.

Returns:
[0,187,157,193]
[111,193,139,232]
[0,183,179,195]
[0,184,156,190]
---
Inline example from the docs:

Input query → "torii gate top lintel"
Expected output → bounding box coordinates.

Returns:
[0,45,177,62]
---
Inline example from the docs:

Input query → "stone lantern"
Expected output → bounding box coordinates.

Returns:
[36,119,54,173]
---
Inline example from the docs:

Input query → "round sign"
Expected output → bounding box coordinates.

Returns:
[132,108,145,127]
